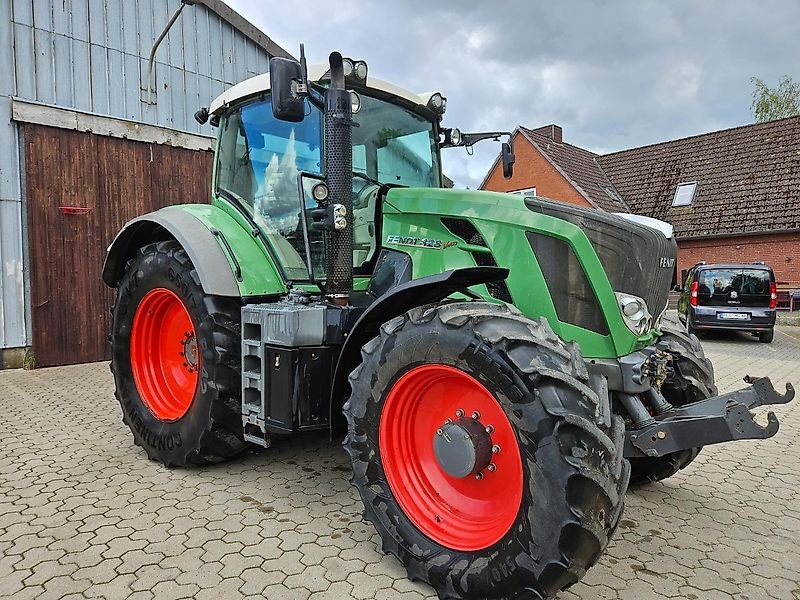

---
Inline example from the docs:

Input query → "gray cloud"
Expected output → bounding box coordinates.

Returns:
[225,0,800,187]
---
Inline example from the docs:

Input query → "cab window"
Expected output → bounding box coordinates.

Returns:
[216,97,322,281]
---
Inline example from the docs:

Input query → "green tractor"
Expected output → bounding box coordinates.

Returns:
[103,48,794,600]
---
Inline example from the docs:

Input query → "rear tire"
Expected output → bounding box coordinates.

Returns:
[111,241,246,467]
[759,329,774,343]
[627,316,716,485]
[344,302,629,600]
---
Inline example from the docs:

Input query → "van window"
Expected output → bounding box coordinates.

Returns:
[697,269,771,307]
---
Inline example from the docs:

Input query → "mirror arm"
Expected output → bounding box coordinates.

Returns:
[292,44,310,98]
[306,88,324,111]
[462,131,514,147]
[440,130,514,149]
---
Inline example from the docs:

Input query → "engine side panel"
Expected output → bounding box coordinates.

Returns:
[382,187,658,359]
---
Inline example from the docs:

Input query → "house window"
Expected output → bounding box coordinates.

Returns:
[672,182,697,207]
[511,187,537,198]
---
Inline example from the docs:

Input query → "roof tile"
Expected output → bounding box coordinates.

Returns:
[597,116,800,238]
[519,126,630,212]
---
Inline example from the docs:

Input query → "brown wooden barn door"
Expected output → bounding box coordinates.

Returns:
[24,124,212,367]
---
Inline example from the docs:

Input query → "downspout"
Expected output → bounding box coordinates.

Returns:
[145,0,196,105]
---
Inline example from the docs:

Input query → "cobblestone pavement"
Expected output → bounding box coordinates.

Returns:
[1,327,798,600]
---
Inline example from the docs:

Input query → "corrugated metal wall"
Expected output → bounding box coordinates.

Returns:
[0,0,274,349]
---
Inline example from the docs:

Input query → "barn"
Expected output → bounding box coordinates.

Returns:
[0,0,288,368]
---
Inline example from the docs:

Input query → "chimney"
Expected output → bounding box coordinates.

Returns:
[529,124,562,143]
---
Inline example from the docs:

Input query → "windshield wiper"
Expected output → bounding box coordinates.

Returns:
[352,171,385,188]
[352,171,407,190]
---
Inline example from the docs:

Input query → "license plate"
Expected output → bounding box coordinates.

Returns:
[718,312,749,320]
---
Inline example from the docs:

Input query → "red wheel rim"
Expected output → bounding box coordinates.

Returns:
[130,288,200,422]
[379,364,523,551]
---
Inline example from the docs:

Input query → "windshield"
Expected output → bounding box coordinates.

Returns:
[697,268,771,306]
[352,94,441,188]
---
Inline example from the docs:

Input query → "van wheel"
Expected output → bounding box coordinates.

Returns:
[759,329,774,343]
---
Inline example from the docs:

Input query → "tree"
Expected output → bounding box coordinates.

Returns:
[750,76,800,122]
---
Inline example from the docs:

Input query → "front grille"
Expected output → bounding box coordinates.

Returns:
[527,232,609,334]
[441,218,513,304]
[526,198,676,319]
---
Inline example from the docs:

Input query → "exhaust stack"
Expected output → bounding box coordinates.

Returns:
[323,52,354,303]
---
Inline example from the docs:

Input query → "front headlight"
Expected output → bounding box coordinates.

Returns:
[616,292,653,335]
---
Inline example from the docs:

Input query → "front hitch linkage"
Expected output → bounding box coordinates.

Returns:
[624,377,795,458]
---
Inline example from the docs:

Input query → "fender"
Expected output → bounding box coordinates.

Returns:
[330,266,510,426]
[102,205,286,297]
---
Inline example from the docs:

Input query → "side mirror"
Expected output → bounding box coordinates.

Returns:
[269,57,305,122]
[502,142,515,179]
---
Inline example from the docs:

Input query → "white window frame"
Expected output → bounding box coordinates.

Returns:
[672,181,697,207]
[510,186,537,198]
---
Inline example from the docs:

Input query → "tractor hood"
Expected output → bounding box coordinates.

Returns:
[383,186,677,352]
[384,186,528,217]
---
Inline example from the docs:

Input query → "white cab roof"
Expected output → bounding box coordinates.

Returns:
[209,64,432,115]
[613,213,674,239]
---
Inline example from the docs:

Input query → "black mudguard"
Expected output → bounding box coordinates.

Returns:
[329,266,510,426]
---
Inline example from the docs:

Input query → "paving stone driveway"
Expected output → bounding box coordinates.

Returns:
[1,327,799,600]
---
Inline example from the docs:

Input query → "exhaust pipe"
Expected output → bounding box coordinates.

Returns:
[323,52,354,304]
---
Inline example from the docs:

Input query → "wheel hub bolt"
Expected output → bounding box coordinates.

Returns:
[475,472,484,480]
[445,418,452,424]
[491,445,501,454]
[485,425,494,434]
[487,463,497,472]
[455,409,464,418]
[471,411,480,420]
[436,428,443,436]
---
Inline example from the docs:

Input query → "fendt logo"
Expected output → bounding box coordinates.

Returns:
[660,257,676,268]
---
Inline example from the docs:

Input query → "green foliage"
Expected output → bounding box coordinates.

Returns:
[22,349,36,370]
[750,76,800,122]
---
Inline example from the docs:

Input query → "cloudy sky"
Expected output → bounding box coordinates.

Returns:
[226,0,800,188]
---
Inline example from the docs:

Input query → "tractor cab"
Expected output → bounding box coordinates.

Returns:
[208,60,446,286]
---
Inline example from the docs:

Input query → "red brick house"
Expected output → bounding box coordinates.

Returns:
[480,118,800,288]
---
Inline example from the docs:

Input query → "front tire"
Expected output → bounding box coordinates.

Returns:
[627,316,716,485]
[111,241,246,467]
[344,302,629,600]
